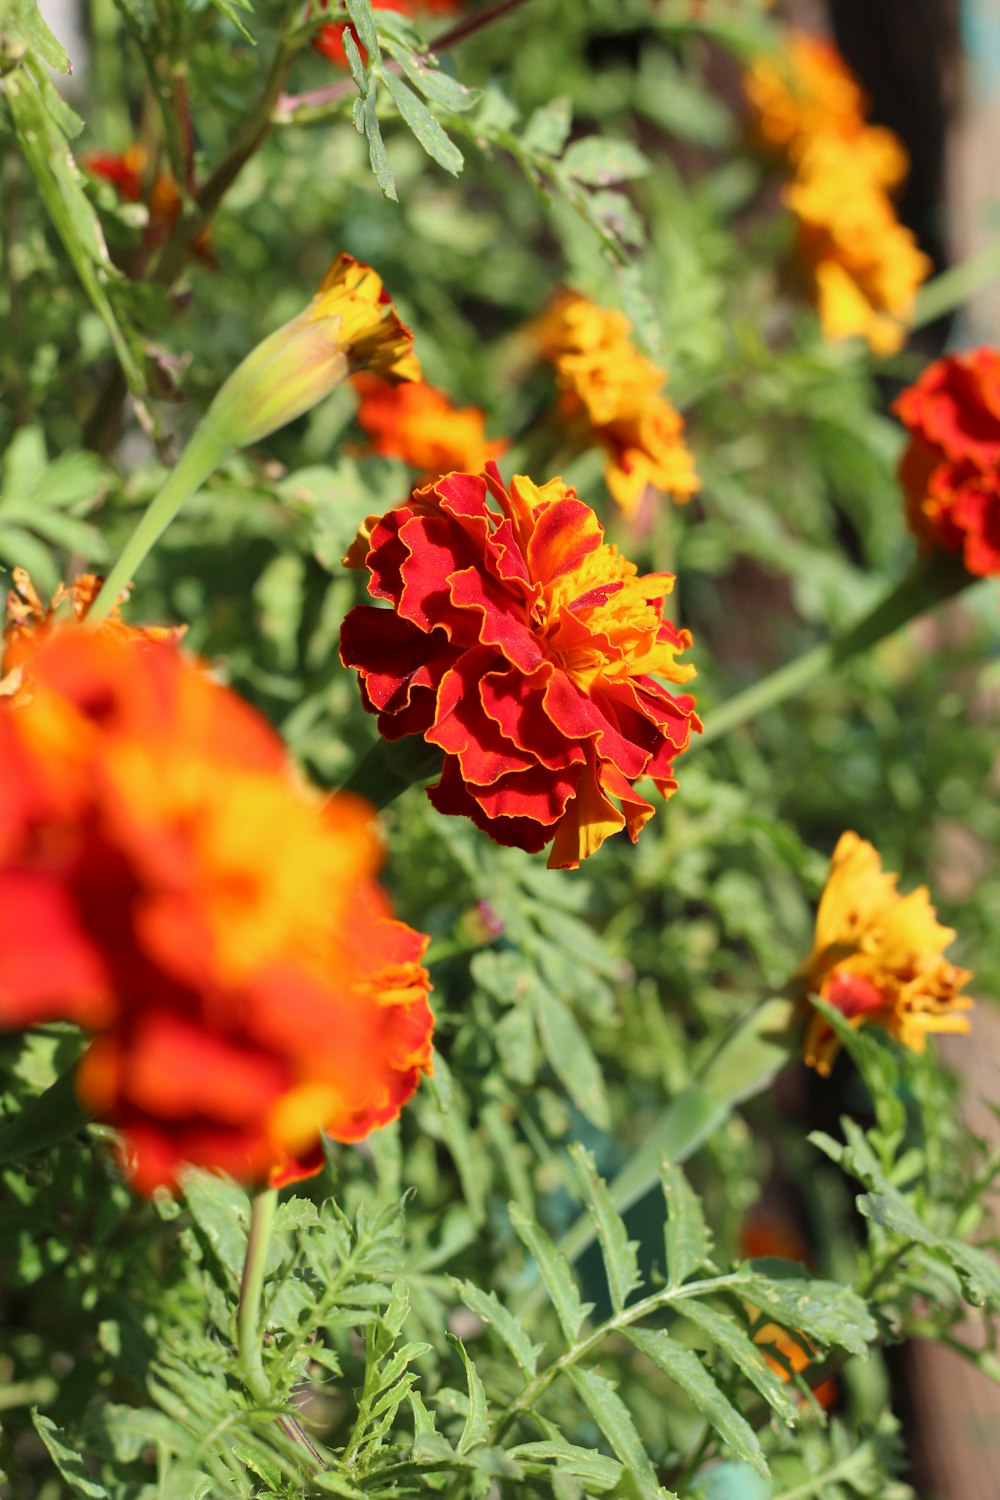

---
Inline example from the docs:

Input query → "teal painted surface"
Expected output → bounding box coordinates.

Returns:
[693,1460,772,1500]
[963,0,1000,100]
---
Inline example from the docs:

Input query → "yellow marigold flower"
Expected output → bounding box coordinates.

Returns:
[801,832,973,1075]
[743,31,865,160]
[786,137,931,356]
[207,253,420,449]
[533,290,699,517]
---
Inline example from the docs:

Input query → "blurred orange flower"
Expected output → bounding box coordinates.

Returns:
[894,348,1000,577]
[0,569,184,704]
[785,137,930,356]
[800,832,972,1075]
[0,628,432,1193]
[353,373,508,480]
[85,145,214,262]
[341,464,700,867]
[533,291,699,516]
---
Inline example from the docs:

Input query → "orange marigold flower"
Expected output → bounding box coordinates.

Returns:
[744,31,868,160]
[352,373,508,480]
[1,569,185,704]
[800,832,972,1075]
[0,628,433,1193]
[340,464,701,868]
[314,0,462,68]
[84,145,214,262]
[533,291,699,517]
[785,136,931,356]
[893,348,1000,577]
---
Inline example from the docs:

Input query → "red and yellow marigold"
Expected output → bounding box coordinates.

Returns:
[340,464,701,868]
[532,291,699,517]
[800,832,972,1075]
[894,348,1000,577]
[0,625,433,1193]
[352,373,508,480]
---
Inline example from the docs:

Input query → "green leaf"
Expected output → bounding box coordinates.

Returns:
[523,96,573,157]
[345,0,379,56]
[533,988,609,1129]
[566,1367,673,1500]
[32,1413,109,1498]
[342,24,367,92]
[450,1336,488,1454]
[560,136,650,186]
[3,0,70,71]
[452,1279,543,1378]
[207,0,256,43]
[662,1159,713,1287]
[738,1261,876,1358]
[680,1300,798,1427]
[362,83,398,201]
[509,1202,592,1343]
[273,1196,320,1234]
[510,1440,622,1491]
[181,1171,250,1284]
[381,71,464,176]
[625,1329,768,1477]
[569,1144,641,1312]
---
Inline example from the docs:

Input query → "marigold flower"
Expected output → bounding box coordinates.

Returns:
[0,628,433,1193]
[532,291,699,516]
[85,145,214,262]
[1,569,184,703]
[207,252,420,450]
[893,348,1000,577]
[341,464,701,868]
[314,0,462,69]
[352,373,508,480]
[744,32,867,160]
[800,832,972,1075]
[785,136,931,356]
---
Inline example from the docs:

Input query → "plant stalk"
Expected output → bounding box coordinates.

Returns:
[237,1186,279,1404]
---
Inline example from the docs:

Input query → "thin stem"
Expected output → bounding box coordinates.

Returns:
[238,1186,279,1403]
[695,550,972,751]
[87,417,230,623]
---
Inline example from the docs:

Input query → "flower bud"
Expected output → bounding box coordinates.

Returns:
[206,253,420,449]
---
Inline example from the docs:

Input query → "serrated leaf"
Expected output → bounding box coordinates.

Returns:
[738,1261,876,1358]
[626,1329,768,1478]
[566,1368,673,1500]
[273,1196,320,1234]
[345,0,379,56]
[32,1413,109,1498]
[342,24,368,92]
[680,1301,797,1426]
[510,1439,622,1491]
[509,1202,592,1343]
[453,1279,543,1377]
[181,1170,249,1283]
[381,71,463,175]
[662,1159,713,1287]
[533,988,609,1129]
[392,48,480,112]
[561,136,650,186]
[450,1336,488,1454]
[569,1144,641,1313]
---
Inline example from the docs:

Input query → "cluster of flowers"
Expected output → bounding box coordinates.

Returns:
[0,574,434,1194]
[744,30,930,353]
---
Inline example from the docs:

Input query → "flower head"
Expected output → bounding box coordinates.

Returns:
[893,349,1000,577]
[1,569,184,703]
[352,373,508,480]
[207,252,419,450]
[800,832,972,1075]
[341,464,701,868]
[744,32,868,160]
[785,137,930,356]
[533,291,699,516]
[85,145,214,262]
[0,628,433,1193]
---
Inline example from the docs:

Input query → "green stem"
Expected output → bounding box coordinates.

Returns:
[696,549,972,750]
[87,417,230,623]
[237,1186,279,1404]
[912,238,1000,331]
